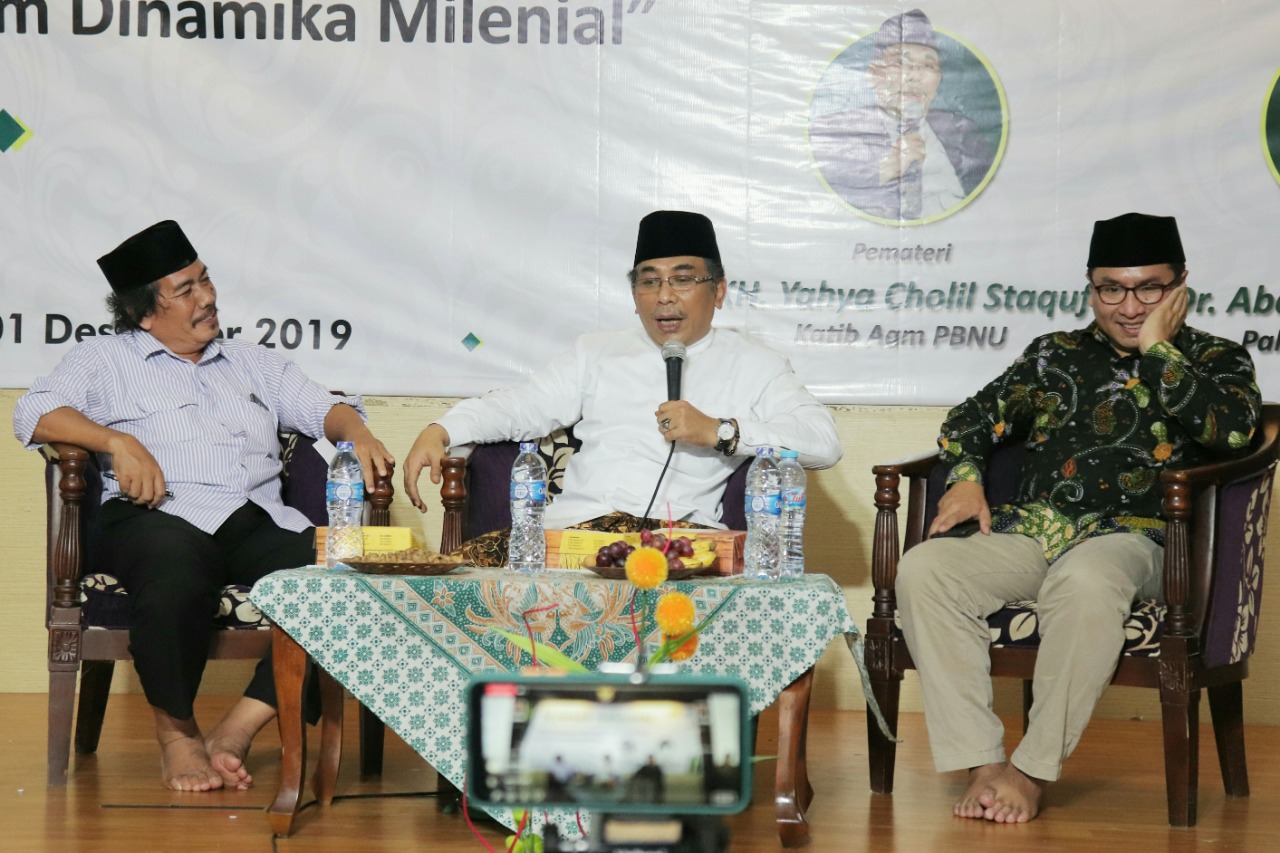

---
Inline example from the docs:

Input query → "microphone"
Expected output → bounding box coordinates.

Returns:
[661,340,686,401]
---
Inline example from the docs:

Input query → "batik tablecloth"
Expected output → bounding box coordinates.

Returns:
[251,566,869,832]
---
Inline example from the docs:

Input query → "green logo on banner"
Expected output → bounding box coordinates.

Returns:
[0,110,33,153]
[1263,69,1280,186]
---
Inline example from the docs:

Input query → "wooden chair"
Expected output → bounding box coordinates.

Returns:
[864,403,1280,826]
[42,433,394,786]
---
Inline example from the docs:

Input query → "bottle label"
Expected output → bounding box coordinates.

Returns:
[746,493,781,515]
[511,480,547,502]
[327,481,364,503]
[782,488,806,509]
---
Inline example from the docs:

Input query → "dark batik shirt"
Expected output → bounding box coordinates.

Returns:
[939,323,1261,562]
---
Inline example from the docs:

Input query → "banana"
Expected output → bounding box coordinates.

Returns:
[682,550,717,569]
[690,538,716,553]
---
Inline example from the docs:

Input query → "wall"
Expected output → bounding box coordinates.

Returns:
[5,390,1280,724]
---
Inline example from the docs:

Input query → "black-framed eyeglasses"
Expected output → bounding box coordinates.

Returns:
[1090,279,1180,306]
[632,275,715,293]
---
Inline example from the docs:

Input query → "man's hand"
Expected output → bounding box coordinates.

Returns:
[655,401,719,447]
[879,132,926,184]
[105,433,168,508]
[350,430,396,495]
[29,407,169,509]
[928,480,991,538]
[1138,282,1189,354]
[322,403,396,495]
[403,424,450,512]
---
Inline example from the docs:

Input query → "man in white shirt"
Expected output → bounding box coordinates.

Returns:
[403,210,840,557]
[14,221,394,792]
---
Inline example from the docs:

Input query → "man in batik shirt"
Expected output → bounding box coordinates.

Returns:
[896,212,1260,824]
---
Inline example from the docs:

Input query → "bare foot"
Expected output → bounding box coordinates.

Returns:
[205,727,254,791]
[954,764,1003,819]
[977,764,1045,823]
[204,697,276,790]
[153,709,223,792]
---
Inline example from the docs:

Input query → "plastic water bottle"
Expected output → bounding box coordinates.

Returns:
[509,441,547,573]
[778,449,806,578]
[744,447,781,580]
[325,441,364,568]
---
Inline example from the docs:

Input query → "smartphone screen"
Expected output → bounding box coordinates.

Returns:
[466,675,751,815]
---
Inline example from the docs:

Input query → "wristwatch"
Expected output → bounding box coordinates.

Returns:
[714,418,739,457]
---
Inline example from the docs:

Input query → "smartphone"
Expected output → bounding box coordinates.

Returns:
[465,673,752,815]
[930,519,982,539]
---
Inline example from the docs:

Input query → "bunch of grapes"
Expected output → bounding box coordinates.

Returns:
[594,531,695,572]
[594,540,635,568]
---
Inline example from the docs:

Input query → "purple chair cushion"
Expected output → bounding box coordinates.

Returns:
[461,429,583,541]
[279,432,330,527]
[1204,468,1274,667]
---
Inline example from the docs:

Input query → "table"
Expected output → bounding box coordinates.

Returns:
[251,566,869,847]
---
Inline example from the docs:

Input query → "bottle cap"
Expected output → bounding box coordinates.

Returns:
[779,449,799,458]
[756,446,775,456]
[519,441,537,452]
[337,441,354,451]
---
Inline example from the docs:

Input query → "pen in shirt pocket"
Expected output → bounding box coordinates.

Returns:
[103,471,175,499]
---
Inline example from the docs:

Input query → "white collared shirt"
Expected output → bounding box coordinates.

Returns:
[437,327,842,528]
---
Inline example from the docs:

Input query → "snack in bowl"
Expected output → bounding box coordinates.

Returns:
[344,546,464,575]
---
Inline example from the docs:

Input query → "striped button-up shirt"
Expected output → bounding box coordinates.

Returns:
[14,331,362,534]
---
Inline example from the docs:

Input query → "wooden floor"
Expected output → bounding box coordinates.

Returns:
[2,693,1278,852]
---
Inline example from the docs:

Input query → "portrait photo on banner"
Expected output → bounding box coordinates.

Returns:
[808,8,1007,226]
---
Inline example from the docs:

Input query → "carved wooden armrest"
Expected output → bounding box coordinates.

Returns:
[870,452,936,620]
[367,461,396,527]
[1160,439,1278,491]
[45,443,92,611]
[439,457,469,554]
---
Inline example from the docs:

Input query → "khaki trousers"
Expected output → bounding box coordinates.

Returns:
[896,531,1163,782]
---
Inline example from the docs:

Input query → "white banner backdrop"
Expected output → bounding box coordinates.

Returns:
[2,1,1280,403]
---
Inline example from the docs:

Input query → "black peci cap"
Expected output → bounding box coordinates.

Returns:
[97,220,198,293]
[1087,212,1185,268]
[633,210,721,267]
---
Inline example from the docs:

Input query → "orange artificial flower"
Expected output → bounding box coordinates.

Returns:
[654,591,696,636]
[625,546,668,589]
[665,632,699,661]
[1153,442,1173,461]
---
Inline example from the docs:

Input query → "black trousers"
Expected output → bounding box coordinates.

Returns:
[98,500,315,720]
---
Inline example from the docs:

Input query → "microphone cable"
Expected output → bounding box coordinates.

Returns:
[641,440,677,522]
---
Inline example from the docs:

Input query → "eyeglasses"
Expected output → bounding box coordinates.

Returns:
[1091,279,1180,305]
[633,275,715,293]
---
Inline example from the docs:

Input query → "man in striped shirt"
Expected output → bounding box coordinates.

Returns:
[13,221,395,793]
